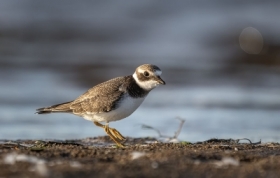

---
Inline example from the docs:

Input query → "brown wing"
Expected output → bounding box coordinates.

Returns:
[70,76,128,115]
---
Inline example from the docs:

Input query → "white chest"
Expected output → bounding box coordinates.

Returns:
[83,95,146,123]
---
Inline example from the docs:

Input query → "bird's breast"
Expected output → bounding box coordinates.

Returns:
[83,94,146,122]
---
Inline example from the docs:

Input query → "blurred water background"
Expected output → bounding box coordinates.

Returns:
[1,1,280,143]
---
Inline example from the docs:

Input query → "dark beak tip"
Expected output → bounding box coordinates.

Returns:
[156,76,165,85]
[159,79,166,85]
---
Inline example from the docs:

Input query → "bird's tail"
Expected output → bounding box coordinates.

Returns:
[36,101,73,114]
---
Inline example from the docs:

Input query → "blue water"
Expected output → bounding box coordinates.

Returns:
[1,0,280,143]
[1,69,280,143]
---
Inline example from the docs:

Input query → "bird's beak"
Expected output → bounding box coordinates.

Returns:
[156,76,166,85]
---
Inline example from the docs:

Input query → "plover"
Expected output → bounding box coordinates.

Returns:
[36,64,165,147]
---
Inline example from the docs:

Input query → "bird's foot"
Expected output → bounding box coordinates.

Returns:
[108,127,126,141]
[104,124,126,148]
[94,121,126,147]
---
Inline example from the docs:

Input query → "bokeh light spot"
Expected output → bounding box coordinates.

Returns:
[239,27,263,54]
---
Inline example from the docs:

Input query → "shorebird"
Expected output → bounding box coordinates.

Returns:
[36,64,165,147]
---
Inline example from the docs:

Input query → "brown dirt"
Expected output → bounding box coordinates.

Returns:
[0,137,280,178]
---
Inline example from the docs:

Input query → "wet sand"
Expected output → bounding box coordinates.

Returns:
[0,137,279,178]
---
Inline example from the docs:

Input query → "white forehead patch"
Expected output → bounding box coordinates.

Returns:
[154,70,162,76]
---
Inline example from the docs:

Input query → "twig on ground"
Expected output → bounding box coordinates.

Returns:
[201,138,261,145]
[173,117,185,139]
[141,117,186,142]
[235,138,261,145]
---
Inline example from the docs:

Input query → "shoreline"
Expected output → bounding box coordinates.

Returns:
[1,137,280,178]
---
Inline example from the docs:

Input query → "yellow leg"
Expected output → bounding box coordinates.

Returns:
[93,121,126,147]
[108,127,126,141]
[93,121,105,128]
[104,124,125,148]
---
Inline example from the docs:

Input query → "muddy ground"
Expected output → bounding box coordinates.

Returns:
[0,137,279,178]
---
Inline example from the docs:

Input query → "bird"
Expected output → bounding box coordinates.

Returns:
[36,64,165,147]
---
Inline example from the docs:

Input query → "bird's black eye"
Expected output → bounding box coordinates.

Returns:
[144,71,149,77]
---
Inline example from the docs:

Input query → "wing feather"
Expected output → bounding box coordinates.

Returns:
[70,76,128,115]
